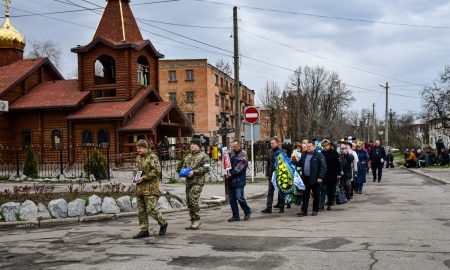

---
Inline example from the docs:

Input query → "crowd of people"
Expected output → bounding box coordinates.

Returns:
[129,135,449,239]
[403,138,450,168]
[260,137,387,217]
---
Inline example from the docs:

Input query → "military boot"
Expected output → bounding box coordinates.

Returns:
[185,221,194,230]
[191,219,202,230]
[133,230,150,239]
[159,223,168,236]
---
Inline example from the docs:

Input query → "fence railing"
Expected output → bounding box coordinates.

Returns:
[130,144,270,182]
[0,145,111,180]
[0,143,271,182]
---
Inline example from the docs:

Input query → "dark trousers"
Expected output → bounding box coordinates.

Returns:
[266,180,284,210]
[229,187,251,219]
[386,162,394,168]
[301,177,320,213]
[319,183,336,208]
[372,162,383,182]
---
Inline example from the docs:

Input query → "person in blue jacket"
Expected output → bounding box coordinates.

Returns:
[355,141,369,194]
[225,140,252,222]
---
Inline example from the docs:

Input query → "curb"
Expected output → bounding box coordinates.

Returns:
[0,190,267,230]
[401,167,449,185]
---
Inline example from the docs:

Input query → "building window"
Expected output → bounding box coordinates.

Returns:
[215,95,219,106]
[169,92,177,101]
[186,70,194,81]
[186,91,195,103]
[220,77,224,87]
[265,122,268,128]
[51,129,62,149]
[215,74,219,85]
[98,129,110,145]
[94,55,116,84]
[187,113,195,124]
[93,89,116,98]
[216,115,220,126]
[169,70,177,82]
[266,132,270,138]
[137,56,149,86]
[22,131,32,147]
[82,130,93,145]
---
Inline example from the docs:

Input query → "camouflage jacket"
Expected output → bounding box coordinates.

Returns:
[134,150,161,196]
[182,150,210,185]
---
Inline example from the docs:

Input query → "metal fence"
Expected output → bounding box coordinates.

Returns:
[0,143,271,182]
[154,143,269,181]
[0,145,111,180]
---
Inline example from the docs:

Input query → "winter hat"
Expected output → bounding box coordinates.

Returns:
[190,138,201,147]
[136,139,148,149]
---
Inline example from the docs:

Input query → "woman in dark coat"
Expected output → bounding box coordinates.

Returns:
[355,142,369,194]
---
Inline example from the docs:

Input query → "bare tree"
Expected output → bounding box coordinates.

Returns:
[389,112,418,149]
[259,81,282,138]
[421,65,450,133]
[215,58,233,77]
[26,40,62,69]
[284,65,354,139]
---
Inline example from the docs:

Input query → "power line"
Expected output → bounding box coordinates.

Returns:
[137,18,230,29]
[9,1,426,100]
[192,0,450,29]
[2,0,181,18]
[346,84,420,98]
[239,27,428,87]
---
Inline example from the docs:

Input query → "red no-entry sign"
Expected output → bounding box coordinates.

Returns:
[244,106,259,124]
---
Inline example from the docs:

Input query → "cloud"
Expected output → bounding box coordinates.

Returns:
[8,0,450,117]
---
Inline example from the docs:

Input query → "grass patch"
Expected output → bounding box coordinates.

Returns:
[15,212,22,221]
[424,165,450,169]
[168,178,179,184]
[78,195,90,206]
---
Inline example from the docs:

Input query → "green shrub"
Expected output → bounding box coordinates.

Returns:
[23,147,39,179]
[83,150,108,180]
[168,178,178,184]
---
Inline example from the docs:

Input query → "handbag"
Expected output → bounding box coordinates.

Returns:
[179,167,192,177]
[336,188,347,205]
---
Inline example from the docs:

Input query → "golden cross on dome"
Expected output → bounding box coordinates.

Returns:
[5,0,11,17]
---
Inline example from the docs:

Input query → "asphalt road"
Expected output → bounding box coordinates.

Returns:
[1,168,450,270]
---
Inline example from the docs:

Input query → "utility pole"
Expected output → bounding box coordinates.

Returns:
[372,103,376,141]
[233,6,241,141]
[380,82,389,146]
[296,74,301,139]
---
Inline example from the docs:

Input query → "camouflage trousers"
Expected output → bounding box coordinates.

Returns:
[137,195,167,231]
[186,184,203,221]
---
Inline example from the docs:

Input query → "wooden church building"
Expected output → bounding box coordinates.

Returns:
[0,0,193,160]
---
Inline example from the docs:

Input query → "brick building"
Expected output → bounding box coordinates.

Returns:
[259,109,288,142]
[159,59,255,144]
[0,0,192,162]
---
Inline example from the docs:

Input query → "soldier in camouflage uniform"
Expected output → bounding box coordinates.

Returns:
[182,138,210,230]
[133,140,168,239]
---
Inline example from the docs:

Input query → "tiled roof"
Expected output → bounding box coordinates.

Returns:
[93,0,143,43]
[120,102,173,131]
[10,80,89,110]
[71,37,163,58]
[0,58,48,96]
[67,88,150,120]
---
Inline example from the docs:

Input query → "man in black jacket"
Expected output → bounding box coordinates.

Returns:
[321,139,341,210]
[370,140,386,182]
[261,138,285,214]
[295,140,327,216]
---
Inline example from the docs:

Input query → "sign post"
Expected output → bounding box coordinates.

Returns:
[244,106,260,183]
[222,147,232,204]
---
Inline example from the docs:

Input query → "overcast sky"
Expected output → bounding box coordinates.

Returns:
[6,0,450,119]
